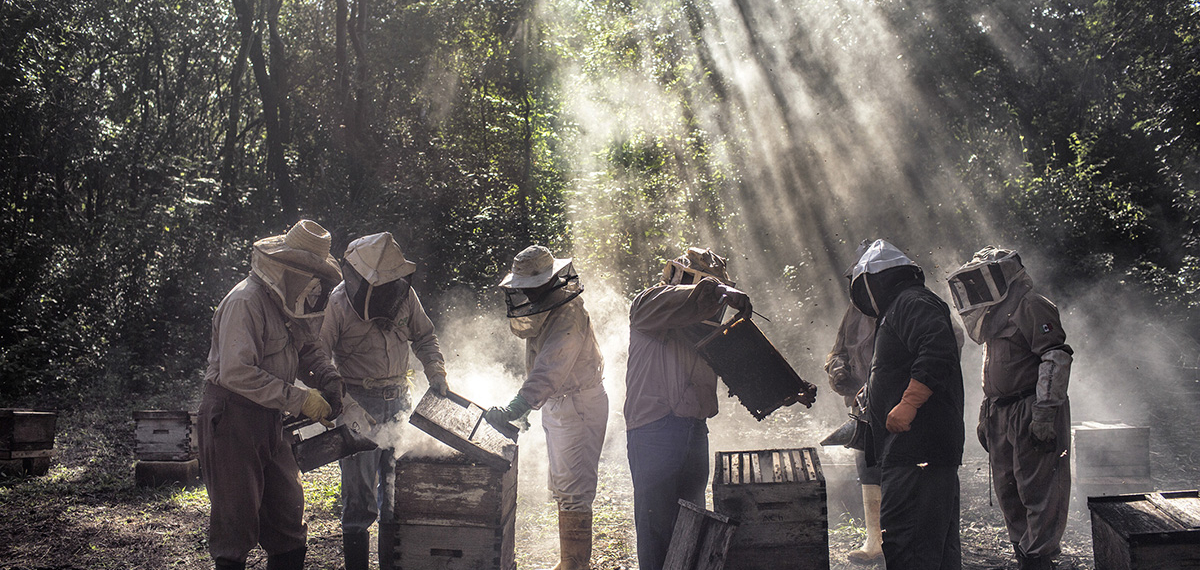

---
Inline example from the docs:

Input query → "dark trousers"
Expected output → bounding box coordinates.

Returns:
[198,385,307,564]
[880,463,961,570]
[627,415,709,570]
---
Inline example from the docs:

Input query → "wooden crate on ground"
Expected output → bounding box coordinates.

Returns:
[664,499,739,570]
[713,447,829,570]
[1073,421,1152,500]
[1088,490,1200,569]
[379,448,517,570]
[0,409,57,476]
[132,410,199,487]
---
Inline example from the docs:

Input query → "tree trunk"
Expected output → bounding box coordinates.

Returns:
[220,25,251,200]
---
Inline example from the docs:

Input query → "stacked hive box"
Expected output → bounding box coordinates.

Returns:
[380,449,517,570]
[1072,421,1152,502]
[1088,490,1200,569]
[0,409,57,476]
[713,447,829,570]
[132,410,200,487]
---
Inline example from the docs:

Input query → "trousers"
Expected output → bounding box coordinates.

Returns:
[339,382,410,533]
[880,462,961,570]
[542,382,609,511]
[627,414,709,570]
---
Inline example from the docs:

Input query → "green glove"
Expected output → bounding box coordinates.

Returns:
[484,394,532,430]
[301,388,334,428]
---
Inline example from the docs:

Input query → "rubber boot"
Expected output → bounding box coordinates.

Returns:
[266,546,306,570]
[214,558,245,570]
[344,531,370,570]
[553,510,593,570]
[1023,554,1054,570]
[1014,542,1026,569]
[847,484,884,564]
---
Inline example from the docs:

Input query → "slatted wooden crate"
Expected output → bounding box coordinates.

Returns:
[379,449,517,570]
[1088,490,1200,569]
[0,409,57,476]
[713,447,829,570]
[408,390,518,471]
[1073,422,1152,500]
[132,410,199,487]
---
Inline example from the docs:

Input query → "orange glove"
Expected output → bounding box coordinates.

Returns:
[886,379,932,433]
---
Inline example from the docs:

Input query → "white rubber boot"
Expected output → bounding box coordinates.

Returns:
[847,484,884,564]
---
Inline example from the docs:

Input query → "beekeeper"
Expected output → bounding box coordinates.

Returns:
[624,247,751,570]
[948,247,1072,570]
[851,239,964,569]
[197,219,346,570]
[318,231,449,570]
[823,250,882,564]
[484,245,607,570]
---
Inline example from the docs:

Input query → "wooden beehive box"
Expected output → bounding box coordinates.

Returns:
[0,409,57,476]
[379,449,517,570]
[1073,422,1152,499]
[132,410,199,487]
[664,500,739,570]
[713,448,829,570]
[1088,490,1200,569]
[696,317,817,420]
[408,390,518,471]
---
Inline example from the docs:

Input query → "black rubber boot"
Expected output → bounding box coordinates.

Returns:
[214,558,246,570]
[344,531,370,570]
[1013,542,1027,569]
[266,546,307,570]
[1023,555,1055,570]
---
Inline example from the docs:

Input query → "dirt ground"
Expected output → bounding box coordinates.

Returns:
[1,386,1197,570]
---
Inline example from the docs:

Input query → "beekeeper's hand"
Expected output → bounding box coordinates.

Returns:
[320,380,344,420]
[484,394,532,431]
[886,379,932,433]
[339,394,378,434]
[301,388,335,428]
[977,401,990,453]
[1030,407,1057,453]
[425,361,449,397]
[717,284,752,320]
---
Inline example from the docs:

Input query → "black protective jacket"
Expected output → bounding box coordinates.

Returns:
[867,284,965,468]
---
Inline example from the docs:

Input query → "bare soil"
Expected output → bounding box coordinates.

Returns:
[2,389,1197,570]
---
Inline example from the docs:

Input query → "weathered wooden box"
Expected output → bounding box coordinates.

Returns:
[664,499,739,570]
[1088,490,1200,569]
[408,390,518,471]
[1073,422,1152,499]
[132,410,199,487]
[0,409,57,476]
[696,317,817,420]
[379,449,517,570]
[713,448,829,570]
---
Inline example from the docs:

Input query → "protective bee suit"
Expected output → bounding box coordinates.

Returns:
[824,241,882,564]
[484,245,607,570]
[624,247,751,570]
[319,232,449,570]
[198,220,345,570]
[949,247,1072,570]
[853,239,964,570]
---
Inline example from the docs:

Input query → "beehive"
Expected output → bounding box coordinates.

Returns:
[1073,421,1152,500]
[1088,490,1200,569]
[713,448,829,570]
[132,410,199,487]
[379,449,517,570]
[0,409,57,476]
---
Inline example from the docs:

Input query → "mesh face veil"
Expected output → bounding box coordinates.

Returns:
[343,260,410,322]
[503,264,583,318]
[946,248,1025,314]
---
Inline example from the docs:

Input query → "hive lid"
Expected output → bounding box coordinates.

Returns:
[408,390,518,471]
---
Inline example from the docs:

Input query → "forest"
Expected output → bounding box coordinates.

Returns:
[1,0,1198,407]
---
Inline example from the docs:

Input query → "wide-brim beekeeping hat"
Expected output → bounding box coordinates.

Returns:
[252,219,342,283]
[662,247,731,285]
[498,245,572,289]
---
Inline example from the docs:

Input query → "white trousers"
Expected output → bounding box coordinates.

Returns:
[541,382,609,511]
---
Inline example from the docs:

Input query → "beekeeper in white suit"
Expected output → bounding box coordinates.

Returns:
[485,245,608,570]
[319,231,449,570]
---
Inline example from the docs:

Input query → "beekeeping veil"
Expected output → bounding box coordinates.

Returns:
[341,232,417,323]
[498,245,582,337]
[947,246,1032,344]
[661,247,732,286]
[849,239,923,318]
[251,219,342,320]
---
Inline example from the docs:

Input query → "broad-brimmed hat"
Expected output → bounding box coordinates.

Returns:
[253,219,342,283]
[498,245,572,289]
[343,232,417,286]
[662,247,731,285]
